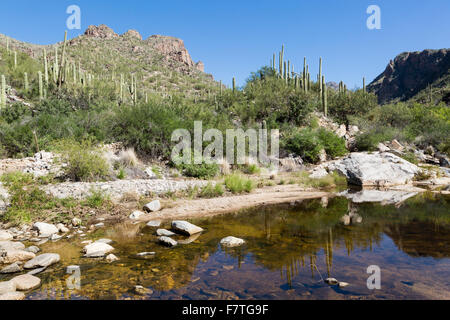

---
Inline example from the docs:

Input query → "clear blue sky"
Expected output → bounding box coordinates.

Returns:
[1,0,449,88]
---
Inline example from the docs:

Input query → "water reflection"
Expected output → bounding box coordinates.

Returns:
[11,193,449,300]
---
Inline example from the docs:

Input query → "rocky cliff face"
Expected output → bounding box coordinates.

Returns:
[368,49,450,104]
[83,25,204,73]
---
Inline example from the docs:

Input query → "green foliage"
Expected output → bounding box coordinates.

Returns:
[199,182,225,198]
[52,139,110,182]
[83,189,110,208]
[224,173,254,194]
[283,128,347,163]
[176,161,220,179]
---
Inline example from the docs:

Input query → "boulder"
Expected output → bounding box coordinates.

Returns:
[32,222,58,238]
[129,210,146,220]
[83,242,114,257]
[220,236,245,247]
[156,229,175,237]
[0,281,16,294]
[171,221,203,236]
[25,246,40,254]
[341,190,419,205]
[309,167,328,179]
[328,152,420,186]
[0,250,35,264]
[158,236,177,247]
[24,253,60,269]
[0,241,25,251]
[0,292,25,300]
[11,274,41,291]
[143,200,161,212]
[377,143,390,152]
[0,230,13,241]
[146,220,161,228]
[56,223,69,233]
[0,262,22,274]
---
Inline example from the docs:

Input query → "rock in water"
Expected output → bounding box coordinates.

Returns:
[83,242,114,257]
[134,285,153,295]
[105,254,119,262]
[143,200,161,212]
[11,274,41,291]
[24,253,60,269]
[0,292,25,300]
[325,278,339,285]
[338,282,349,288]
[25,246,40,254]
[0,281,16,294]
[171,221,203,236]
[0,241,25,251]
[329,152,419,186]
[0,250,35,264]
[95,239,113,244]
[220,236,245,247]
[0,230,13,241]
[0,262,22,274]
[158,236,177,247]
[32,222,59,238]
[156,229,175,236]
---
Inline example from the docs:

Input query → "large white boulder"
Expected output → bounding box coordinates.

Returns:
[24,253,60,269]
[143,200,161,212]
[83,242,114,257]
[220,236,245,247]
[32,222,59,238]
[328,152,420,186]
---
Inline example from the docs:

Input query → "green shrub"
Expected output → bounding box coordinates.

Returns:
[83,189,110,208]
[317,128,348,159]
[199,182,225,198]
[224,173,254,194]
[176,161,220,179]
[52,139,110,182]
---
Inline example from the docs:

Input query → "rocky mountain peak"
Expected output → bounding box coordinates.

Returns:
[368,48,450,104]
[121,29,142,40]
[84,24,119,39]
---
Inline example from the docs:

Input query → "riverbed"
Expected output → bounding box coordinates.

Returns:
[5,192,449,300]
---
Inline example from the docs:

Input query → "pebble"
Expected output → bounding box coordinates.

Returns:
[136,252,156,257]
[72,218,82,226]
[146,220,161,228]
[134,285,153,295]
[338,282,349,288]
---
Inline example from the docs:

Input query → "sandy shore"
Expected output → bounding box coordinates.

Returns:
[139,184,332,221]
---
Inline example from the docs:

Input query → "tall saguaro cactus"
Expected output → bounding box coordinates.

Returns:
[58,31,68,87]
[1,75,6,108]
[14,51,17,69]
[43,49,49,86]
[24,72,29,92]
[319,57,322,96]
[363,77,366,92]
[322,75,328,116]
[232,77,236,93]
[38,71,43,100]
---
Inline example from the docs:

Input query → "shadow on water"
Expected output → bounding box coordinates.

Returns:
[6,192,449,300]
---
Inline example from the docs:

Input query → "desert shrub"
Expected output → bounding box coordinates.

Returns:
[283,128,347,163]
[52,139,110,182]
[199,182,225,198]
[175,158,220,179]
[83,189,110,208]
[224,173,254,194]
[117,148,140,168]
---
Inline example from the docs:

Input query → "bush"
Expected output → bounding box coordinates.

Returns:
[199,182,225,198]
[52,139,110,182]
[283,128,347,163]
[176,161,220,179]
[224,173,254,194]
[83,189,110,208]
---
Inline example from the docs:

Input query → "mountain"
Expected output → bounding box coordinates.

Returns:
[0,24,217,98]
[367,49,450,105]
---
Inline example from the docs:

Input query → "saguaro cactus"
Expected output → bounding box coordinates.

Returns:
[24,72,29,92]
[322,75,328,116]
[1,75,6,108]
[43,49,49,86]
[363,77,366,92]
[14,51,17,69]
[38,71,43,100]
[6,38,9,54]
[58,31,68,87]
[232,77,236,93]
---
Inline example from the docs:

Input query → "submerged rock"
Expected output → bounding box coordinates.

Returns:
[24,253,60,269]
[338,282,349,288]
[158,236,177,247]
[325,278,339,285]
[171,221,203,236]
[134,285,153,295]
[220,236,245,247]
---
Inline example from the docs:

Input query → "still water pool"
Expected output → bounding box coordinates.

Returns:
[11,193,450,300]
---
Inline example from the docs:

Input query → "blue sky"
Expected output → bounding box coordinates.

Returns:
[1,0,449,88]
